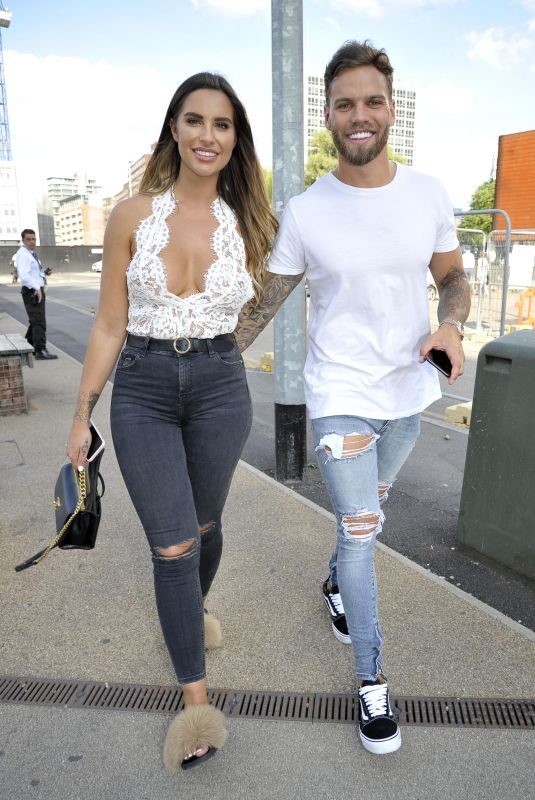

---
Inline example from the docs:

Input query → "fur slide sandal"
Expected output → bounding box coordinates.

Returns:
[163,704,227,771]
[204,609,223,650]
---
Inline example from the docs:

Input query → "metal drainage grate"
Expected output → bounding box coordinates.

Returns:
[1,676,533,730]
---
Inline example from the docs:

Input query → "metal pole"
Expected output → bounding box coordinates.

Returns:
[455,208,511,336]
[271,0,306,482]
[500,212,512,337]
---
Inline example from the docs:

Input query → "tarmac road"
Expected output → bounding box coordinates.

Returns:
[1,273,533,629]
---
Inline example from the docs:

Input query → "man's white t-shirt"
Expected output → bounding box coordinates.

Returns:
[268,164,459,420]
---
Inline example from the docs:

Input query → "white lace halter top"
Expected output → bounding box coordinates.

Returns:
[126,187,254,339]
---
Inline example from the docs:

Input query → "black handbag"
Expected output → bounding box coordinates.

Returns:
[15,427,105,572]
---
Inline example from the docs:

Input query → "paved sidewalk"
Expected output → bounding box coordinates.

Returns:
[1,311,534,800]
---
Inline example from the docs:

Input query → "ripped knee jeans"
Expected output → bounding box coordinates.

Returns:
[313,414,420,682]
[110,341,252,684]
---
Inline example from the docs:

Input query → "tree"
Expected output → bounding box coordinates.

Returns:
[388,146,407,166]
[458,179,496,234]
[305,129,337,188]
[262,167,273,205]
[304,129,407,188]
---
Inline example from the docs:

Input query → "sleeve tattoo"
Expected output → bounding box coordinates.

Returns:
[437,266,471,324]
[234,272,304,352]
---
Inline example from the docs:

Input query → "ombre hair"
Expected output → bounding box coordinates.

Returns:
[140,72,277,299]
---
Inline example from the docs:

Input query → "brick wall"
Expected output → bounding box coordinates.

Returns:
[0,356,27,416]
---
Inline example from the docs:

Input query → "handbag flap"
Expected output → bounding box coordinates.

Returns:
[54,463,80,531]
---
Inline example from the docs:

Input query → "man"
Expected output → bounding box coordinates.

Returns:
[15,229,57,360]
[235,39,469,755]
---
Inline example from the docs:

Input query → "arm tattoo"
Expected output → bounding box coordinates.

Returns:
[235,272,304,352]
[437,266,471,324]
[74,391,100,423]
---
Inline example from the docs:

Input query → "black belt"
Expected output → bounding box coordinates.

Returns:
[125,332,236,355]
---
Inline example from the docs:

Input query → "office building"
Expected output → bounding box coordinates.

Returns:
[103,148,154,220]
[389,80,416,166]
[47,174,102,241]
[55,193,105,246]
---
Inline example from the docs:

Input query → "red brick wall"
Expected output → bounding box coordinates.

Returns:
[494,130,535,230]
[0,356,27,416]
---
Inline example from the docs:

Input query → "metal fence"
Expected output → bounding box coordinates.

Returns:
[488,229,535,331]
[452,214,535,338]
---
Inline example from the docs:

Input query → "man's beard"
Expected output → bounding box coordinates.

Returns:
[331,125,390,167]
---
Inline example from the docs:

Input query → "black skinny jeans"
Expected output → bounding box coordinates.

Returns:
[110,336,252,684]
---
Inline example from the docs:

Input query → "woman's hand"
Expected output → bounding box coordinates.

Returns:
[66,420,92,471]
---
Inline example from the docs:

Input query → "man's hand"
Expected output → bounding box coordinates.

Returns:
[420,325,464,385]
[425,247,470,385]
[34,288,43,303]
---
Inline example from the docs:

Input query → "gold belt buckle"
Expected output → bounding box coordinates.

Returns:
[173,336,192,355]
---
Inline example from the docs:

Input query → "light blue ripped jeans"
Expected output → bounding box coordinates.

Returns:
[312,414,421,682]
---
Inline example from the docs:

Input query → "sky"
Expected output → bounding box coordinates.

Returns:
[3,0,535,216]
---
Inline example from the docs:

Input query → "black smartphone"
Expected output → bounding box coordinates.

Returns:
[425,348,452,378]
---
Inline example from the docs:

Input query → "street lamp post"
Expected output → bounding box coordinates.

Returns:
[271,0,307,482]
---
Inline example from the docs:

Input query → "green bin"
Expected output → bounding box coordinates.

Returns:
[457,330,535,580]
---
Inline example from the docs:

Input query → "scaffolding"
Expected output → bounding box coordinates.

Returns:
[0,2,12,161]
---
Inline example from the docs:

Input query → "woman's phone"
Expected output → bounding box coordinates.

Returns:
[425,348,452,378]
[87,420,105,462]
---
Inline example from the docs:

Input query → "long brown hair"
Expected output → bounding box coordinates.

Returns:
[140,72,277,298]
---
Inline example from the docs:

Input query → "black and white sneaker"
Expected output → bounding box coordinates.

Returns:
[358,678,401,754]
[322,580,351,644]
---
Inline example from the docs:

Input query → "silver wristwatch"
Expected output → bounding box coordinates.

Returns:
[439,318,464,339]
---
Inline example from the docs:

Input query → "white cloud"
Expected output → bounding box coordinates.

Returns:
[330,0,384,19]
[190,0,459,18]
[4,51,174,199]
[466,27,533,68]
[412,80,485,209]
[413,122,496,210]
[329,0,459,19]
[191,0,268,14]
[324,15,343,30]
[418,79,474,114]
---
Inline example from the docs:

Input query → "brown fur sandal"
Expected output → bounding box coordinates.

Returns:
[163,704,227,770]
[204,609,223,650]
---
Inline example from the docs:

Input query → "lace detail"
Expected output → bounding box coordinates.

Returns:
[126,187,253,338]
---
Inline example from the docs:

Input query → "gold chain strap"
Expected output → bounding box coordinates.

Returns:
[33,468,88,567]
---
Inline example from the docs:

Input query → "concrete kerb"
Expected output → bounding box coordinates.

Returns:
[238,460,535,644]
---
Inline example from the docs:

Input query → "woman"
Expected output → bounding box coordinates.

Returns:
[66,72,277,770]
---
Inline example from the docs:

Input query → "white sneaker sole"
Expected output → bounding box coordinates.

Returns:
[359,727,401,754]
[331,621,351,645]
